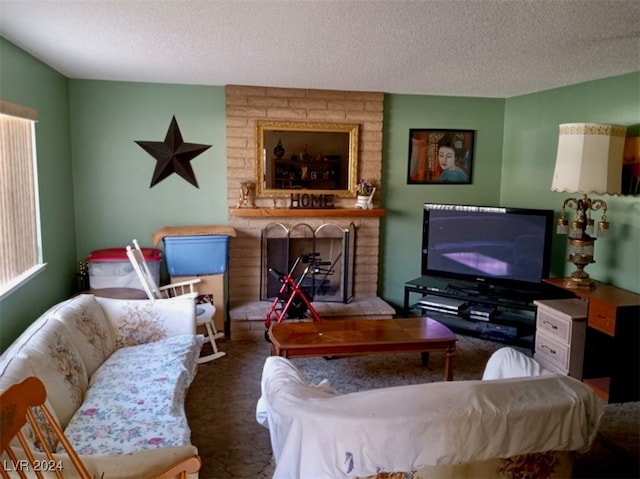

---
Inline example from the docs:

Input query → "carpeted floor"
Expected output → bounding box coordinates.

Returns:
[185,334,639,479]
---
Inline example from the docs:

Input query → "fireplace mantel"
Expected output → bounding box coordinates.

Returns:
[229,208,385,218]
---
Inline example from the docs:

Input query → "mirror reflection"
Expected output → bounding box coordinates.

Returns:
[256,120,359,197]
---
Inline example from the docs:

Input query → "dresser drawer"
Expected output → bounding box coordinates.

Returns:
[537,308,571,343]
[535,332,570,372]
[588,299,617,336]
[534,299,587,344]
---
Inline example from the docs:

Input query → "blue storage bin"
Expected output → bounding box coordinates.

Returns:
[164,235,230,276]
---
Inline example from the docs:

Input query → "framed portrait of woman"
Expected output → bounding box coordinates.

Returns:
[407,129,474,184]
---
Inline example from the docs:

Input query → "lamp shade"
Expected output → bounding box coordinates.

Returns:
[551,123,627,194]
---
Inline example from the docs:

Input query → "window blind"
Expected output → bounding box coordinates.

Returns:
[0,99,40,288]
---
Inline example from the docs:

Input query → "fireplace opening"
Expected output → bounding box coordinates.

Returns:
[260,222,356,303]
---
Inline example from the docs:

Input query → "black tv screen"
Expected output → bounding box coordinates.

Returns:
[422,204,554,289]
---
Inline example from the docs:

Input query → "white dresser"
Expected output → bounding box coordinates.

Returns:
[533,298,588,379]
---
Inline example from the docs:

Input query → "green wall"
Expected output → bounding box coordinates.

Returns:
[380,95,506,308]
[379,74,640,308]
[500,73,640,294]
[69,81,227,264]
[1,37,638,351]
[0,38,76,350]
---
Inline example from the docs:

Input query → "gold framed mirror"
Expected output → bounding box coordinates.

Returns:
[256,120,359,198]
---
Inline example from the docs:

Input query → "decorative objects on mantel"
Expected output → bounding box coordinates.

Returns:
[289,193,335,209]
[355,188,376,209]
[356,178,374,196]
[236,181,257,208]
[552,122,627,288]
[355,179,376,209]
[135,116,211,188]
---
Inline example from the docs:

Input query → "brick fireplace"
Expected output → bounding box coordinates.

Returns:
[225,85,393,334]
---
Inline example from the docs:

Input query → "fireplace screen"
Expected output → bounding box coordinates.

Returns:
[260,222,355,303]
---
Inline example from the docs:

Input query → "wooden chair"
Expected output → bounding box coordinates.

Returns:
[0,377,202,479]
[126,239,225,363]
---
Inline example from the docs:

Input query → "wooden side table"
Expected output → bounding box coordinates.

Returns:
[544,278,640,403]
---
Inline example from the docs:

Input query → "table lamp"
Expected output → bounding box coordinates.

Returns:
[551,123,627,288]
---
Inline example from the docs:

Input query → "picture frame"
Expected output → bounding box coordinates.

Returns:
[255,120,359,198]
[407,129,474,184]
[621,135,639,195]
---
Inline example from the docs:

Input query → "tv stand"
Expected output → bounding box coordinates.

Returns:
[403,275,570,349]
[445,282,477,295]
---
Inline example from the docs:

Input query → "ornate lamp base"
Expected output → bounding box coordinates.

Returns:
[564,249,596,289]
[564,275,595,289]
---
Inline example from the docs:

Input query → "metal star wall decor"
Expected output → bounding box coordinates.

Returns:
[135,116,211,188]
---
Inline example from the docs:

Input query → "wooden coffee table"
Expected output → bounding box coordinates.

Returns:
[268,317,457,380]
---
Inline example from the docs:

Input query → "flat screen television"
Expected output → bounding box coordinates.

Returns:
[422,203,554,292]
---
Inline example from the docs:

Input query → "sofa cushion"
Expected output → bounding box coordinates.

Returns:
[14,318,88,428]
[10,317,88,434]
[95,297,196,348]
[50,294,116,377]
[61,334,203,455]
[0,303,64,369]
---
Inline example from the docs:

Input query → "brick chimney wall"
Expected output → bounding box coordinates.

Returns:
[225,85,384,309]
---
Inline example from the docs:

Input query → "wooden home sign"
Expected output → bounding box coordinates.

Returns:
[289,193,335,209]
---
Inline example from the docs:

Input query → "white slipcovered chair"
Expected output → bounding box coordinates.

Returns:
[126,239,225,363]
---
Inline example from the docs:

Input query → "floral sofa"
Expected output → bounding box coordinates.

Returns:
[256,347,602,479]
[0,293,203,478]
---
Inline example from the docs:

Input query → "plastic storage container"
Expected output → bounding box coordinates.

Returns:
[86,247,162,289]
[163,235,230,276]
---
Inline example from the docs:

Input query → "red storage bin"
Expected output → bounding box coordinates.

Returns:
[86,247,162,290]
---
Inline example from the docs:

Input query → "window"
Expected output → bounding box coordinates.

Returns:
[0,99,44,298]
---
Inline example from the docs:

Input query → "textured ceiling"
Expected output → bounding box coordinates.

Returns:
[1,0,639,98]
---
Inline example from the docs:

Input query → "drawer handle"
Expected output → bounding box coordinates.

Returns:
[542,321,558,330]
[541,345,556,355]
